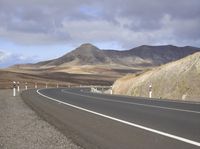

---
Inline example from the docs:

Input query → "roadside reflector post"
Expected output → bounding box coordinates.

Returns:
[17,81,20,92]
[46,83,48,88]
[149,84,152,98]
[91,86,94,93]
[57,83,59,88]
[35,83,37,89]
[111,86,113,95]
[13,81,16,96]
[25,82,28,90]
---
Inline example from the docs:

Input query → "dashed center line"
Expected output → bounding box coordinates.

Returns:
[61,89,200,114]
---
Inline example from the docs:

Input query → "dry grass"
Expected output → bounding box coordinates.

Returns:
[0,68,117,89]
[0,70,68,89]
[1,63,146,89]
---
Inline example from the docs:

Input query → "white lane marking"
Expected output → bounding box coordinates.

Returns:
[37,89,200,147]
[61,89,200,114]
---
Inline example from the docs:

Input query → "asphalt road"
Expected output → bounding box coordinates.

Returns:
[21,88,200,149]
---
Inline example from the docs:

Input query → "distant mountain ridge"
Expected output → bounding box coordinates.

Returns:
[13,43,200,69]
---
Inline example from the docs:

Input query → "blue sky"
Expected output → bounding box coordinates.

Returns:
[0,0,200,67]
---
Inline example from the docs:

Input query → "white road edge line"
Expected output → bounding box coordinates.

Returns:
[61,89,200,114]
[37,89,200,147]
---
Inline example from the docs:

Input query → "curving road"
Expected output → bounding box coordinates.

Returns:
[21,88,200,149]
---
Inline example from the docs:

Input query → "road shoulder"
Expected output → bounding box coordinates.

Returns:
[0,89,82,149]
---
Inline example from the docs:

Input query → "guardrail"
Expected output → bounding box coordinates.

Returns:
[89,86,113,94]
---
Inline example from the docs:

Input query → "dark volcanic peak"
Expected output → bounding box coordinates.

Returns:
[69,43,102,58]
[45,43,107,66]
[73,43,100,53]
[67,43,107,65]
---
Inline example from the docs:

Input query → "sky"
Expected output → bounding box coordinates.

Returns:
[0,0,200,67]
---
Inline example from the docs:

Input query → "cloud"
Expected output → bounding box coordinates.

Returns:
[0,51,8,62]
[0,0,199,48]
[0,51,39,68]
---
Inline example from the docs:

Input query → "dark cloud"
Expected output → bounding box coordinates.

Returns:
[0,0,199,47]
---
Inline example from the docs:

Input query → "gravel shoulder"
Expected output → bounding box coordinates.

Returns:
[0,89,82,149]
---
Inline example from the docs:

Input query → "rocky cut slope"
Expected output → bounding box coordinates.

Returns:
[112,52,200,101]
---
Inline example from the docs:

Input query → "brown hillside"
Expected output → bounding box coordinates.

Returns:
[113,52,200,102]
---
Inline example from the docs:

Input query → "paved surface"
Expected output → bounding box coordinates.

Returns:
[0,89,82,149]
[21,88,200,149]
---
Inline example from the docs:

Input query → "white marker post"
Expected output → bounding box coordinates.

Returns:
[17,81,20,92]
[35,83,37,89]
[46,83,48,88]
[110,86,113,95]
[13,81,16,96]
[57,83,59,88]
[149,84,152,98]
[25,82,28,90]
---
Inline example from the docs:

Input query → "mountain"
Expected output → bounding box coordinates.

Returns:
[43,43,109,66]
[31,43,199,68]
[3,44,200,89]
[112,52,200,101]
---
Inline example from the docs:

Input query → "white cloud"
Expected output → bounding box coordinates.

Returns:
[0,51,39,68]
[0,51,9,62]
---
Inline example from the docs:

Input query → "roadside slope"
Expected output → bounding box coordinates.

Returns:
[112,52,200,101]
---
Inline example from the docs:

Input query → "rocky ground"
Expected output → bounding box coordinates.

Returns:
[0,89,82,149]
